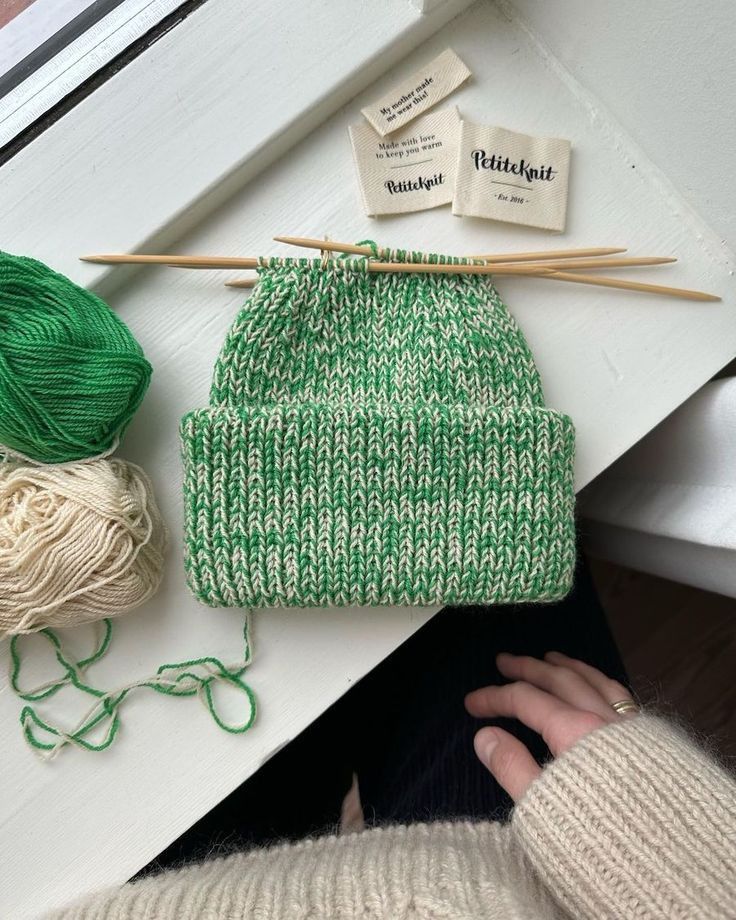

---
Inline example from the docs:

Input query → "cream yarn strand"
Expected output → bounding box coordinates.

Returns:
[0,459,167,637]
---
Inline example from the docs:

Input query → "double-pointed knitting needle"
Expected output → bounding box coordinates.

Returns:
[80,250,542,270]
[272,237,684,272]
[81,254,260,269]
[275,241,675,271]
[543,271,721,302]
[273,236,628,262]
[81,253,553,276]
[224,262,556,288]
[226,266,720,299]
[82,252,670,272]
[480,256,673,271]
[223,262,554,289]
[273,236,682,270]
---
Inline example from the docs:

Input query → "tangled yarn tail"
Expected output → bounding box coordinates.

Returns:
[9,614,257,760]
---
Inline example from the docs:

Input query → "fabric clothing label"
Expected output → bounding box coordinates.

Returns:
[361,49,471,136]
[349,107,461,216]
[453,122,572,231]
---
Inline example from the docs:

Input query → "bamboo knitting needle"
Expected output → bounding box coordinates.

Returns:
[82,253,670,273]
[278,236,674,271]
[83,249,506,270]
[470,249,628,262]
[226,265,720,299]
[224,263,557,287]
[365,261,718,300]
[485,256,675,271]
[543,271,721,302]
[223,262,555,287]
[274,237,373,256]
[81,254,260,269]
[86,255,677,274]
[80,253,552,276]
[273,236,628,262]
[276,241,677,272]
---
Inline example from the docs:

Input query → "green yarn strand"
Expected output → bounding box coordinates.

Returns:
[0,251,152,462]
[10,616,257,758]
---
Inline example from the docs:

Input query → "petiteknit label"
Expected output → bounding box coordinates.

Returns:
[453,122,572,231]
[349,107,461,216]
[361,49,471,136]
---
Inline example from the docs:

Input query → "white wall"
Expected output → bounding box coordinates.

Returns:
[504,0,736,254]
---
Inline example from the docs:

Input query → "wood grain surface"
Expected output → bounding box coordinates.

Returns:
[592,557,736,758]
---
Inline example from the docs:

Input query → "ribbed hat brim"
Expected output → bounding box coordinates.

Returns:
[180,403,576,608]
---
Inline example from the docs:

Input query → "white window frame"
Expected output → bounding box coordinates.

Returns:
[0,1,191,149]
[1,0,473,288]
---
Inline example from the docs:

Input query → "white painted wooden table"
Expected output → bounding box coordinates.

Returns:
[1,1,735,916]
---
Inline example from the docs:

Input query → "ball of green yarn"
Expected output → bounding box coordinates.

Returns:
[0,251,152,463]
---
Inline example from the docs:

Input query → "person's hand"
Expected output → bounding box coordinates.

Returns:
[464,651,638,802]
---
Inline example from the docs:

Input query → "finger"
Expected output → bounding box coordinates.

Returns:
[474,726,542,802]
[497,653,617,722]
[465,680,577,741]
[545,652,637,714]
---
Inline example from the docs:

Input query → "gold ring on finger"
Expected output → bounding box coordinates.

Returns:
[611,699,639,715]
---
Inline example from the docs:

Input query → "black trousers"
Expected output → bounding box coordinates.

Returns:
[147,557,626,873]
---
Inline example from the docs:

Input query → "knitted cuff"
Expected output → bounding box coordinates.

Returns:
[180,401,575,608]
[45,822,549,920]
[512,715,736,920]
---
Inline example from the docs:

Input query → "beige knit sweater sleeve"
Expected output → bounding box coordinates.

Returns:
[512,714,736,920]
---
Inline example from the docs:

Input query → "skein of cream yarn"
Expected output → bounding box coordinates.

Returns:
[0,458,167,637]
[0,252,256,758]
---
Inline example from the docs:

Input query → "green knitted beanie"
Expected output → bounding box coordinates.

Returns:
[181,249,576,608]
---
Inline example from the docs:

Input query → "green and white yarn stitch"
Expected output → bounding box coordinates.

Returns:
[181,246,576,608]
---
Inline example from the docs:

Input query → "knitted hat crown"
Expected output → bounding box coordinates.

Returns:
[181,249,575,608]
